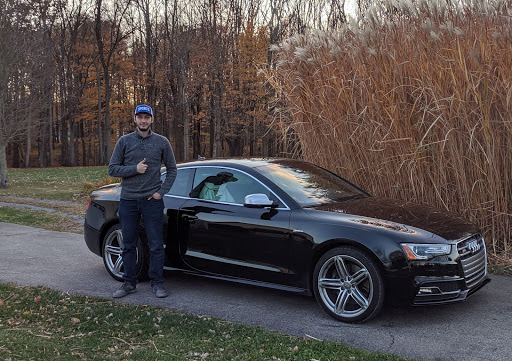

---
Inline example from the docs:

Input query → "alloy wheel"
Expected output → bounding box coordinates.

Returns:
[317,254,373,319]
[104,228,124,279]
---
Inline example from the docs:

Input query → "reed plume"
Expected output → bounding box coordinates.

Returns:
[268,0,512,262]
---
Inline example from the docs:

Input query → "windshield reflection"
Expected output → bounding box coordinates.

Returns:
[256,160,367,207]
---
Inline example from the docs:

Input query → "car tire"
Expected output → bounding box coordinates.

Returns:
[102,224,149,282]
[313,246,384,323]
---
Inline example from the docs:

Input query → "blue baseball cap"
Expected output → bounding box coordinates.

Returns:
[135,104,153,116]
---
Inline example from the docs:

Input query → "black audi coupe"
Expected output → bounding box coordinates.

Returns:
[84,158,489,322]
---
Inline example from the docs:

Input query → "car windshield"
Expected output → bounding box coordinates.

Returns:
[255,160,367,208]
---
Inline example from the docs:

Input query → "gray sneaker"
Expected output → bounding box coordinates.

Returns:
[113,282,136,298]
[152,284,168,298]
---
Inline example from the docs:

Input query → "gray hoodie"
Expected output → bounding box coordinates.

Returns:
[108,130,177,199]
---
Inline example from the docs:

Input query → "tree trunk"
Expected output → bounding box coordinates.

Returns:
[249,117,254,156]
[213,79,222,157]
[192,99,201,159]
[25,126,31,168]
[11,142,20,168]
[209,112,214,157]
[180,58,189,161]
[39,106,49,167]
[87,141,92,166]
[81,121,86,166]
[103,68,112,162]
[49,102,54,166]
[70,119,76,166]
[38,125,45,168]
[0,144,9,188]
[60,117,69,166]
[96,61,103,164]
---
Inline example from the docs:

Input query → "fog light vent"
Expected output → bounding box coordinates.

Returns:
[419,287,441,294]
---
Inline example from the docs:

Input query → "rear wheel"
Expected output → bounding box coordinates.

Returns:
[102,224,149,282]
[313,246,384,323]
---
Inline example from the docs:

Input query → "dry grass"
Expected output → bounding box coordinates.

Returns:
[268,0,512,261]
[82,175,120,195]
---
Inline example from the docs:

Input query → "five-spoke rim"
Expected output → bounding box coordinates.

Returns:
[317,254,373,318]
[104,229,124,278]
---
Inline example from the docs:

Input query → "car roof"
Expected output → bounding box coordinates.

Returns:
[176,158,290,169]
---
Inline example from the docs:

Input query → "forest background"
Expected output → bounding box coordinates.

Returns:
[1,0,511,262]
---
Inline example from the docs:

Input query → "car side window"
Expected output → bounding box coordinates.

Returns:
[190,167,280,206]
[161,168,194,197]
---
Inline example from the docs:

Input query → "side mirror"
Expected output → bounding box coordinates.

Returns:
[244,194,277,208]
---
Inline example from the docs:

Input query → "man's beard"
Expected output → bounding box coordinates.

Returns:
[137,125,151,131]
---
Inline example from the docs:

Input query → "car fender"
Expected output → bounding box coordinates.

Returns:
[291,209,447,272]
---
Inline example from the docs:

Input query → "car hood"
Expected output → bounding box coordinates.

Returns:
[313,196,479,241]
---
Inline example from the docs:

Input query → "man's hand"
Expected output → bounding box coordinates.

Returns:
[148,192,162,200]
[137,158,148,174]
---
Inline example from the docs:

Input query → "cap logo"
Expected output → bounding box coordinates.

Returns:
[135,104,153,116]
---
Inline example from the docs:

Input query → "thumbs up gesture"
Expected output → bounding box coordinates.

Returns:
[136,158,148,174]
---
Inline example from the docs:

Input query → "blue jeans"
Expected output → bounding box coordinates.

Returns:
[118,198,165,286]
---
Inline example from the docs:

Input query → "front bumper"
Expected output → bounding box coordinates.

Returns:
[412,274,490,305]
[385,234,490,306]
[385,273,491,306]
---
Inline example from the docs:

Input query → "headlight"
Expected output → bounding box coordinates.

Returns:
[401,243,451,260]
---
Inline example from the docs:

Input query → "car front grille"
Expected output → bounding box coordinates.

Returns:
[457,234,487,290]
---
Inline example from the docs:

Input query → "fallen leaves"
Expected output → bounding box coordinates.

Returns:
[7,318,21,326]
[70,317,81,325]
[34,296,41,303]
[0,299,4,306]
[189,352,210,360]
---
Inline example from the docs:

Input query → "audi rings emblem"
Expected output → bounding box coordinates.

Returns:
[467,240,481,254]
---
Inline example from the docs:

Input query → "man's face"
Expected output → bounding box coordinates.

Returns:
[134,113,153,131]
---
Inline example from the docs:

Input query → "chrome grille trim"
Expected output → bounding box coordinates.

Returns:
[457,234,487,289]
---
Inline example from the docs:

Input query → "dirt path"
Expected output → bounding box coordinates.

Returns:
[0,196,85,232]
[0,201,84,222]
[1,196,82,207]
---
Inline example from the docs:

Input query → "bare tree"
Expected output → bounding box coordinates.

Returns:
[328,0,347,28]
[134,0,159,106]
[0,0,46,186]
[160,0,193,162]
[54,0,91,166]
[31,0,58,168]
[95,0,132,163]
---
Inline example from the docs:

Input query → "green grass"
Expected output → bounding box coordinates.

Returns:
[0,283,415,361]
[0,167,110,200]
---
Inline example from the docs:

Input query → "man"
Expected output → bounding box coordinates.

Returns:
[108,104,177,298]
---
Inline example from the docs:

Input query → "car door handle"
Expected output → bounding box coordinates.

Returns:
[182,215,198,221]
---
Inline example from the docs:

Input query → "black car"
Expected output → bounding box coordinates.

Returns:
[84,158,489,322]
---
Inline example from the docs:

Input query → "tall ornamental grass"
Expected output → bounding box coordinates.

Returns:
[269,0,512,262]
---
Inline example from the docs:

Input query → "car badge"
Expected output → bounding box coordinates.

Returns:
[467,240,481,254]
